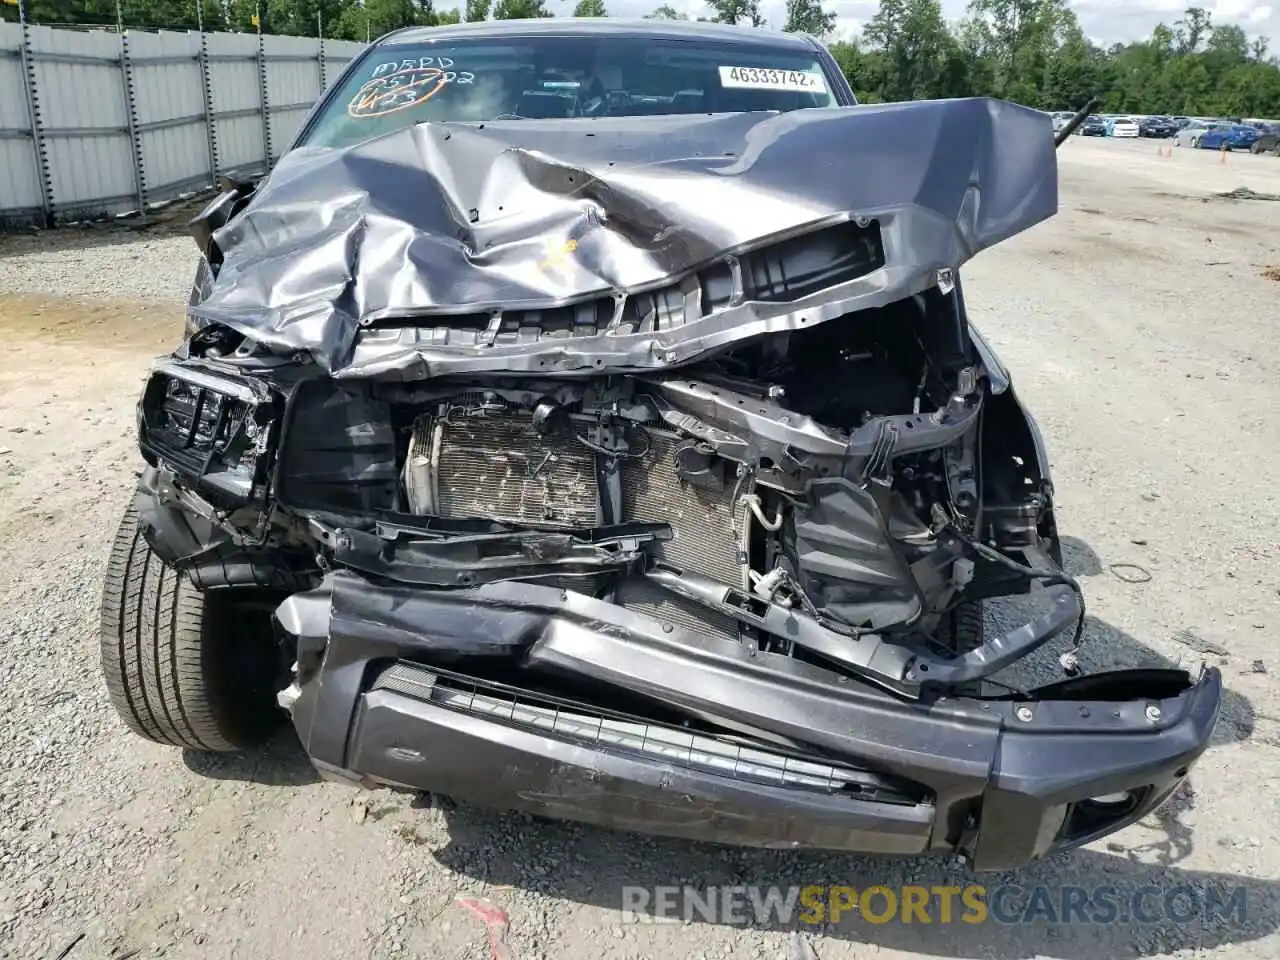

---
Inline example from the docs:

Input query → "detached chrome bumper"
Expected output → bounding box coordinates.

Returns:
[276,572,1222,872]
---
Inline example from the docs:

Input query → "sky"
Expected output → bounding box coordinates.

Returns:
[538,0,1280,52]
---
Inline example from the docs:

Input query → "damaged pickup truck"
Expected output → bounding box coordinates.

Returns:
[99,19,1220,871]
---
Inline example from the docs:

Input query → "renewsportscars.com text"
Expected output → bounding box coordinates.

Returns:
[619,884,1248,926]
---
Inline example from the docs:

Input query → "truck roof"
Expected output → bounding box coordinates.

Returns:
[380,17,822,51]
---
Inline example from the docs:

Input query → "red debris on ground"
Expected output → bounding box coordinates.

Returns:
[457,897,515,960]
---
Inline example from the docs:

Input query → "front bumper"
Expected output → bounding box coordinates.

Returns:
[277,571,1222,872]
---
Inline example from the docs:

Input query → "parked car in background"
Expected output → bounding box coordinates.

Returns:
[1173,120,1212,147]
[1171,116,1192,128]
[1050,111,1073,133]
[1198,122,1259,151]
[1250,125,1279,155]
[1139,116,1176,138]
[1105,116,1140,138]
[1079,115,1106,136]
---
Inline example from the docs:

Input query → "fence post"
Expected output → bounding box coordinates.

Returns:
[198,28,220,186]
[119,30,147,215]
[257,31,272,171]
[318,32,326,93]
[18,17,53,226]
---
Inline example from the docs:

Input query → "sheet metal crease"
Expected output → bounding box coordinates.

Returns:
[190,97,1058,378]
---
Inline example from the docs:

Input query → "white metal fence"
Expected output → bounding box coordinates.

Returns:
[0,23,368,227]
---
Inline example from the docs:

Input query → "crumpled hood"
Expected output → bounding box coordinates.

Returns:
[192,97,1057,378]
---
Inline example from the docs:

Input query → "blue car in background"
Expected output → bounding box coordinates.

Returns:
[1198,123,1259,151]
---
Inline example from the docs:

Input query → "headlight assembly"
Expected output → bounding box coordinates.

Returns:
[137,360,280,508]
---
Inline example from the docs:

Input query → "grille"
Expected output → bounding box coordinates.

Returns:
[370,663,928,803]
[433,413,601,528]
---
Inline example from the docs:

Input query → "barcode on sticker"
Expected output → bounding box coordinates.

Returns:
[717,65,827,93]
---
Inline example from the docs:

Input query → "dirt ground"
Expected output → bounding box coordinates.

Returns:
[0,136,1278,960]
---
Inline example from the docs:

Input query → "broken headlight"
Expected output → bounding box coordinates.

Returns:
[137,360,279,507]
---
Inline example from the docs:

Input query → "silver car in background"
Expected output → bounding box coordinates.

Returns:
[1174,120,1212,147]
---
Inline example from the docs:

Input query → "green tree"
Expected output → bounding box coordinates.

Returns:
[260,0,359,38]
[706,0,764,28]
[782,0,834,37]
[465,0,491,19]
[493,0,552,17]
[1205,23,1249,65]
[863,0,957,101]
[1174,6,1211,53]
[330,0,444,39]
[964,0,1071,106]
[4,0,226,29]
[829,39,883,100]
[1042,14,1105,110]
[573,0,607,14]
[646,3,687,17]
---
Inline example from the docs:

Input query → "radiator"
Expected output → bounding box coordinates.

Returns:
[412,411,744,641]
[619,432,745,588]
[416,412,602,528]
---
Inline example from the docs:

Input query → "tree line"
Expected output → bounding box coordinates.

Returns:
[4,0,1278,117]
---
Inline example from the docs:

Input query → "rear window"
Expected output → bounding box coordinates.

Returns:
[302,34,839,149]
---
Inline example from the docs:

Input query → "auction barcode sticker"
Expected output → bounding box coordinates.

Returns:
[717,65,828,93]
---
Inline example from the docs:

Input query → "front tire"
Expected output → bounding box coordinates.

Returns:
[98,503,281,752]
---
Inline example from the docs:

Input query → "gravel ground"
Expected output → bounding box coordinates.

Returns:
[0,136,1278,960]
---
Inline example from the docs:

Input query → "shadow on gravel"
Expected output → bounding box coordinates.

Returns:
[1059,534,1104,577]
[0,204,201,260]
[181,728,319,787]
[434,798,1277,958]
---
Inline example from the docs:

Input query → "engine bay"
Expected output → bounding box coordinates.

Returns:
[144,285,1073,696]
[251,291,1044,661]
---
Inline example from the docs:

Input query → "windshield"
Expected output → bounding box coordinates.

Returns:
[302,34,839,150]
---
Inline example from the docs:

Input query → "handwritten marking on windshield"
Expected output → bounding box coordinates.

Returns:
[348,67,480,118]
[372,56,456,76]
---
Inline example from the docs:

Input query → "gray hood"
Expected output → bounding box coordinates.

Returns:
[192,96,1057,379]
